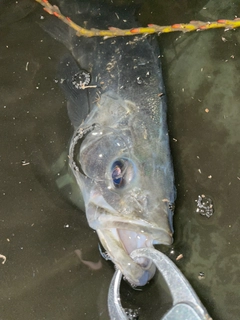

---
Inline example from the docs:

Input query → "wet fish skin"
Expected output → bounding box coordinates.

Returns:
[42,0,176,286]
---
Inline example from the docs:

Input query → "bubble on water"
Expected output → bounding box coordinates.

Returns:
[124,308,140,320]
[72,70,91,89]
[195,195,214,218]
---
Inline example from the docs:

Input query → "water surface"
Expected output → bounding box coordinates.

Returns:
[0,0,239,319]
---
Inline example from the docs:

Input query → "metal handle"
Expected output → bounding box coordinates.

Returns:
[108,248,212,320]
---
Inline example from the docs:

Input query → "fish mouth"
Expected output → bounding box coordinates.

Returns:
[97,223,172,286]
[86,194,173,286]
[117,228,156,272]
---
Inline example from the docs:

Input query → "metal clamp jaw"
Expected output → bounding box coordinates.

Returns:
[108,248,212,320]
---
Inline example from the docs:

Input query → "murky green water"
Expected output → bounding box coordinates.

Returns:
[0,0,239,319]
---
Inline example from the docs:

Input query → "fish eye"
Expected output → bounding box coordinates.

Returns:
[111,158,135,189]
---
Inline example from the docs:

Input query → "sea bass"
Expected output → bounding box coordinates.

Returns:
[42,0,176,286]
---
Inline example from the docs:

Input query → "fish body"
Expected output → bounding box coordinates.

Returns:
[42,0,175,286]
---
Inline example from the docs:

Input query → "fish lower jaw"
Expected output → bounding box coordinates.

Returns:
[117,228,154,269]
[97,228,157,286]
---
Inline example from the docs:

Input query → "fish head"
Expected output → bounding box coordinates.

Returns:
[70,92,175,286]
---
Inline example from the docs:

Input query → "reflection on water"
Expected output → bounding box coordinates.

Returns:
[0,0,239,319]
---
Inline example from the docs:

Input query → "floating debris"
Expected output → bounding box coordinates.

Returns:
[198,272,205,280]
[0,254,6,264]
[21,160,30,166]
[195,195,214,218]
[176,254,183,261]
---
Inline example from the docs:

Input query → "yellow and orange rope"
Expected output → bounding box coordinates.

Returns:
[35,0,240,38]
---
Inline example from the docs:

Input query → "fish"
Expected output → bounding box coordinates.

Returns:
[41,0,176,286]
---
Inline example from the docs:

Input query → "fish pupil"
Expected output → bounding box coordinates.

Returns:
[112,161,124,187]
